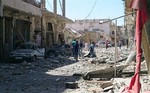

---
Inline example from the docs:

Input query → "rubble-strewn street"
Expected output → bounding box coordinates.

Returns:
[0,47,150,93]
[1,0,150,93]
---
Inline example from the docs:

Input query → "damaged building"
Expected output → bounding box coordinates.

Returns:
[0,0,42,60]
[0,0,73,61]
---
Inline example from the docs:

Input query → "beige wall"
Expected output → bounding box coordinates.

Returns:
[1,0,42,45]
[82,31,102,44]
[30,17,35,42]
[2,0,41,16]
[43,14,67,46]
[66,19,111,37]
[124,0,135,43]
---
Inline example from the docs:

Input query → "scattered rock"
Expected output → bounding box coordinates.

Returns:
[73,73,83,77]
[66,82,79,89]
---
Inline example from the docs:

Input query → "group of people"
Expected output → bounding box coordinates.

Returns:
[71,39,125,61]
[71,39,83,61]
[105,40,123,49]
[71,39,96,61]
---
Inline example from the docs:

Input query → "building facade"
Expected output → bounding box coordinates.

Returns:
[0,0,73,60]
[0,0,41,60]
[124,0,150,77]
[124,0,135,44]
[66,19,112,43]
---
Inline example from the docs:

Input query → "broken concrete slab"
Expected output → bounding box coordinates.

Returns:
[85,81,113,92]
[125,51,136,63]
[89,58,106,64]
[83,65,128,80]
[100,81,113,89]
[103,86,113,92]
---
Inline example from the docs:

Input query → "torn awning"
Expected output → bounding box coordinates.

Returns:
[66,28,82,38]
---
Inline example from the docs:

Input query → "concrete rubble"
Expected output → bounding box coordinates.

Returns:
[0,46,150,93]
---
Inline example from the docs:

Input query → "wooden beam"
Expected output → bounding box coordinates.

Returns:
[142,25,150,76]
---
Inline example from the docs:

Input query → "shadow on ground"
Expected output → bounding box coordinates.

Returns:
[0,56,82,93]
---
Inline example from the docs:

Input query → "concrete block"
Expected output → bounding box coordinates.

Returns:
[65,82,78,89]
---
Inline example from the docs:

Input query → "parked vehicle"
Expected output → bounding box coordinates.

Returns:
[9,42,45,62]
[107,42,112,47]
[96,41,106,48]
[96,41,112,48]
[45,44,72,58]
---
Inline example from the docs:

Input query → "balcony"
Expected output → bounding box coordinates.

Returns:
[2,0,41,16]
[21,0,41,8]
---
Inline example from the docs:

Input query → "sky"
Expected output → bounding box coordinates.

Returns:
[45,0,125,26]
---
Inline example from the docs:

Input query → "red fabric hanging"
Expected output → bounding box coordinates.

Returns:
[121,0,148,93]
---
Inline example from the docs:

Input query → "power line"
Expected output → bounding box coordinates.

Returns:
[83,0,98,20]
[46,0,53,11]
[58,0,63,14]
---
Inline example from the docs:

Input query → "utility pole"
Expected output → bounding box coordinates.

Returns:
[62,0,66,44]
[53,0,57,44]
[114,20,118,77]
[54,0,57,17]
[62,0,65,17]
[41,0,45,48]
[99,12,135,77]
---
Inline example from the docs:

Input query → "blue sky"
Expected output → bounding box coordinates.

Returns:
[45,0,125,25]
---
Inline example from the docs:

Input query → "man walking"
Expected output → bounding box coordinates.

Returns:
[71,39,76,57]
[74,41,79,61]
[79,41,84,59]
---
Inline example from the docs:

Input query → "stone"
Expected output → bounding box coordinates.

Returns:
[66,82,78,89]
[73,73,83,77]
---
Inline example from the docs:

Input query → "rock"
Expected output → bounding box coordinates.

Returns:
[87,87,103,93]
[101,81,113,89]
[107,61,115,64]
[89,58,95,64]
[107,90,114,93]
[0,75,4,81]
[103,85,113,92]
[98,59,106,63]
[73,73,83,77]
[52,60,59,63]
[56,78,60,82]
[66,82,78,89]
[11,72,23,75]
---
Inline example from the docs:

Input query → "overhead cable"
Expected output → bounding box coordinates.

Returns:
[47,0,53,11]
[83,0,98,20]
[59,0,63,13]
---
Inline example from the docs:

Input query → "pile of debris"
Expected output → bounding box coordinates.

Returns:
[45,44,72,58]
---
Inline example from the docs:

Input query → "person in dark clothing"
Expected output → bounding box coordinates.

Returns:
[89,41,95,57]
[74,41,79,61]
[126,39,129,49]
[84,41,96,58]
[106,40,109,49]
[71,39,76,57]
[79,41,84,58]
[118,40,122,49]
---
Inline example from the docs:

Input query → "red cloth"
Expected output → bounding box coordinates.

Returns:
[121,0,148,93]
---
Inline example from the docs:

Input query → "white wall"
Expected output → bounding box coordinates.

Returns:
[66,19,111,38]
